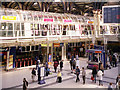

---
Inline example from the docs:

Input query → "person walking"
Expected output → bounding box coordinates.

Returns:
[82,67,86,84]
[60,60,63,71]
[97,69,103,86]
[23,78,28,90]
[75,66,80,83]
[73,59,76,70]
[92,67,97,83]
[57,70,62,83]
[116,74,120,89]
[31,68,36,82]
[53,60,59,73]
[70,59,73,72]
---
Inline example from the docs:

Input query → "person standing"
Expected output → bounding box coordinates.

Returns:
[31,68,36,82]
[60,60,63,71]
[53,60,58,73]
[82,67,86,84]
[73,59,76,72]
[57,70,62,83]
[97,70,103,86]
[23,78,28,90]
[70,59,73,71]
[108,83,113,90]
[92,67,97,83]
[75,66,80,83]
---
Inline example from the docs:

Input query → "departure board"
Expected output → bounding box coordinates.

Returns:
[103,6,120,23]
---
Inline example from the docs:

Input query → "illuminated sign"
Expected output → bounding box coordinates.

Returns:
[54,43,60,47]
[87,21,94,24]
[1,16,17,20]
[64,19,72,23]
[41,44,52,47]
[95,51,102,53]
[44,18,53,22]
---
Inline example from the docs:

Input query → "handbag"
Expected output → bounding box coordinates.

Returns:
[91,76,94,81]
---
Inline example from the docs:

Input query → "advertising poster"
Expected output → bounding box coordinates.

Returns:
[40,67,45,77]
[9,55,13,69]
[48,54,52,65]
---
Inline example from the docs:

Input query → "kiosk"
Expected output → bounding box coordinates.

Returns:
[38,66,45,84]
[86,49,106,69]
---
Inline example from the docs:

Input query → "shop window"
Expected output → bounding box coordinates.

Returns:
[26,46,30,51]
[0,23,6,37]
[22,47,25,52]
[35,45,38,51]
[34,15,38,21]
[31,46,34,51]
[7,23,13,37]
[27,14,33,21]
[21,23,25,36]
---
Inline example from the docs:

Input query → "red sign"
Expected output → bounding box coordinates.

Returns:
[44,18,53,22]
[64,19,72,23]
[87,21,93,24]
[95,51,102,53]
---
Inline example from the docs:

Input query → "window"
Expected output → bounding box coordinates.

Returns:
[8,23,13,37]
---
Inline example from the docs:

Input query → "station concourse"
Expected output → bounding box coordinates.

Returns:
[0,1,120,89]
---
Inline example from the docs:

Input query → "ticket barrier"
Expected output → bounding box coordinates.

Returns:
[29,58,32,66]
[21,58,25,67]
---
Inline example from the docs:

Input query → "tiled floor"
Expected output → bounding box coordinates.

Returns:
[2,58,118,89]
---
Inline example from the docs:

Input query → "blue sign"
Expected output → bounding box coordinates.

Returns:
[103,6,120,23]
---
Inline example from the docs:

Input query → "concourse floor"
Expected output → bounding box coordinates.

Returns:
[2,58,118,89]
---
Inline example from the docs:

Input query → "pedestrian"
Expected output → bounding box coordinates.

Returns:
[82,67,86,84]
[70,59,73,71]
[109,55,113,66]
[53,60,59,73]
[45,66,49,76]
[76,53,79,60]
[23,78,28,90]
[36,59,40,70]
[100,63,104,73]
[108,83,113,90]
[57,70,62,83]
[97,70,103,86]
[112,55,116,67]
[92,67,97,83]
[31,68,36,82]
[71,54,74,61]
[73,59,76,72]
[75,66,80,83]
[60,60,63,71]
[116,74,120,89]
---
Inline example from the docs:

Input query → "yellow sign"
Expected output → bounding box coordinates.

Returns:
[41,44,52,47]
[1,16,17,20]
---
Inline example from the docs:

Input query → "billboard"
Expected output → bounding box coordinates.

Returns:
[103,5,120,24]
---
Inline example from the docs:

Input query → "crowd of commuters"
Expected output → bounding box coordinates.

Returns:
[22,51,120,89]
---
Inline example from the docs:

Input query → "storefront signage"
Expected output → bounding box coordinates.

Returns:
[54,43,60,47]
[44,18,53,22]
[87,21,94,24]
[1,16,17,20]
[95,51,102,53]
[41,44,52,47]
[63,19,72,23]
[48,54,52,65]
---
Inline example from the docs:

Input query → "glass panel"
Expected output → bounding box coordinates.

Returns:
[7,23,13,37]
[1,23,7,37]
[27,13,33,21]
[23,14,27,21]
[34,15,38,21]
[21,23,25,36]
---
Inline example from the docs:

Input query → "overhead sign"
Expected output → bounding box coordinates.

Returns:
[44,18,53,22]
[64,19,72,23]
[103,5,120,23]
[1,16,17,20]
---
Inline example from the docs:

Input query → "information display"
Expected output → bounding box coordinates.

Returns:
[103,5,120,23]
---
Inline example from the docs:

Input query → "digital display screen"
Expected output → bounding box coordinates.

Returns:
[103,6,120,23]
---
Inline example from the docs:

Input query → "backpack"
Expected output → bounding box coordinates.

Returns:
[26,81,28,86]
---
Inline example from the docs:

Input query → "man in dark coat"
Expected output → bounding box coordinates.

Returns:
[23,78,28,90]
[75,66,80,83]
[92,67,97,83]
[60,60,63,71]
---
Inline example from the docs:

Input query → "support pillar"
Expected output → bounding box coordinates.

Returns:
[6,50,9,71]
[51,43,53,63]
[47,42,49,63]
[85,41,87,57]
[62,43,66,60]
